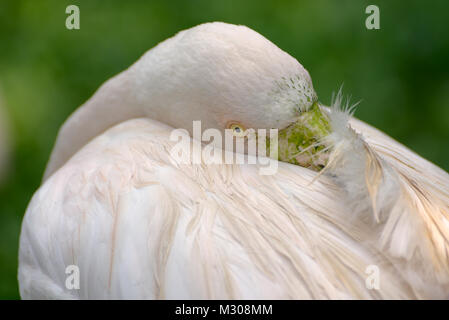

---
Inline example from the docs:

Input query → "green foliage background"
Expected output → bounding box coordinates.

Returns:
[0,0,448,299]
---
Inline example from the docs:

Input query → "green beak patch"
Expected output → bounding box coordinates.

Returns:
[270,102,331,171]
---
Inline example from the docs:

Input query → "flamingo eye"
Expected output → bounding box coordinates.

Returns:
[227,123,247,137]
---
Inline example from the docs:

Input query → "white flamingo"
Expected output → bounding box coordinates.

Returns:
[19,22,449,299]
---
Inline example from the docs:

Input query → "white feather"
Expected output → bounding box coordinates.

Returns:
[19,117,449,299]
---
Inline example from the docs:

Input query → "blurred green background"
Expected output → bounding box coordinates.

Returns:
[0,0,448,299]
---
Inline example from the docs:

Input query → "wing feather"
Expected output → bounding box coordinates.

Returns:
[20,117,445,299]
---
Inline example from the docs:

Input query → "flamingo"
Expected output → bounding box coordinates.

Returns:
[18,22,449,299]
